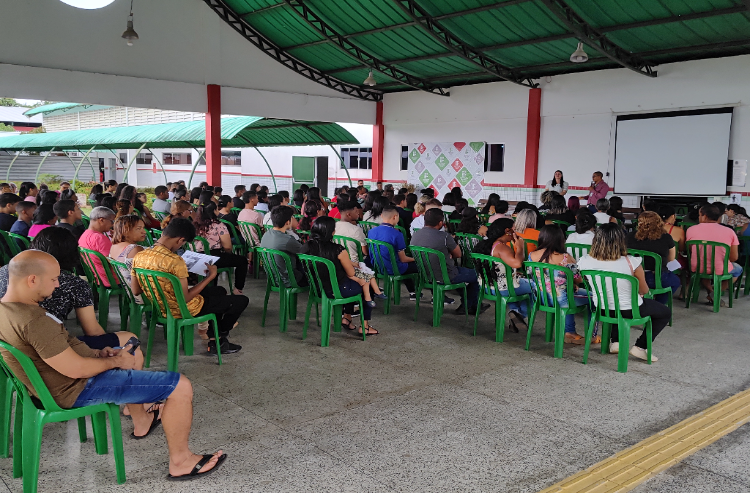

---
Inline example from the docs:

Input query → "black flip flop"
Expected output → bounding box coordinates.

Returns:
[130,409,161,440]
[167,453,228,481]
[341,318,356,331]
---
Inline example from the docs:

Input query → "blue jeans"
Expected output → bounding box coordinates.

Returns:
[499,278,533,319]
[449,266,480,308]
[729,262,743,278]
[644,270,681,305]
[73,369,180,408]
[553,288,590,333]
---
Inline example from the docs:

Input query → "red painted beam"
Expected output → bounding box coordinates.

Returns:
[206,84,222,187]
[524,88,542,187]
[371,101,384,183]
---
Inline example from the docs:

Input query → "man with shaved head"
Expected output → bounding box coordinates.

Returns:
[0,251,227,480]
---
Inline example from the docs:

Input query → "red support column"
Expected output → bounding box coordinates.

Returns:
[371,101,384,183]
[524,87,542,187]
[206,84,222,187]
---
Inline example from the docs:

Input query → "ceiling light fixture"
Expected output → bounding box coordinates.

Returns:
[570,42,588,63]
[59,0,116,9]
[121,0,139,46]
[363,70,377,87]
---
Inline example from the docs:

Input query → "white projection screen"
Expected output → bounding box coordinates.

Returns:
[614,108,733,195]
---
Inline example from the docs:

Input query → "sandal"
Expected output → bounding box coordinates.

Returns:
[167,453,228,481]
[508,311,527,333]
[590,335,602,344]
[131,409,161,439]
[564,333,586,345]
[358,325,379,336]
[341,318,356,331]
[706,295,727,307]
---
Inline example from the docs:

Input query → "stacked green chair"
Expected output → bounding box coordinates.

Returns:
[78,248,127,330]
[366,238,419,315]
[410,246,467,327]
[685,240,734,312]
[566,242,591,260]
[219,219,247,256]
[298,254,365,346]
[628,249,673,325]
[0,341,126,492]
[454,233,482,269]
[109,259,152,348]
[237,221,264,278]
[255,248,309,333]
[134,268,222,371]
[581,270,654,372]
[525,261,589,358]
[471,253,532,342]
[359,221,378,235]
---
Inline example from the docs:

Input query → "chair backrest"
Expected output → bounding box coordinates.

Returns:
[0,340,64,412]
[79,247,119,287]
[566,242,591,261]
[184,235,210,253]
[447,219,461,234]
[524,261,576,312]
[150,228,162,241]
[133,267,191,319]
[80,215,90,229]
[8,233,29,253]
[471,252,522,298]
[580,269,642,320]
[237,221,263,247]
[686,240,730,275]
[109,258,139,304]
[138,230,154,247]
[477,213,490,224]
[332,235,362,264]
[454,233,482,269]
[255,247,300,289]
[359,221,378,235]
[0,230,22,259]
[219,218,243,245]
[366,238,400,277]
[153,211,167,221]
[410,245,451,285]
[230,207,242,215]
[296,230,310,243]
[298,254,343,299]
[628,249,664,286]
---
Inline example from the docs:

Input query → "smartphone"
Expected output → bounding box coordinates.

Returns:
[117,336,141,355]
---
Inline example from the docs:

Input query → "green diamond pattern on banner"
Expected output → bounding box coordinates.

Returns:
[456,168,473,185]
[435,153,449,170]
[469,142,484,153]
[409,148,421,163]
[419,169,434,187]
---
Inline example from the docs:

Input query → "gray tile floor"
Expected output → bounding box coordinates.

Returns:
[0,275,748,492]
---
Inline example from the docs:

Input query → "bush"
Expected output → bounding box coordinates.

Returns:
[38,174,63,184]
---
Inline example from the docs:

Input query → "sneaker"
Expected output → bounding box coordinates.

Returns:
[609,342,619,354]
[468,303,490,315]
[629,346,657,362]
[431,296,455,305]
[365,300,377,308]
[409,292,424,302]
[207,339,242,355]
[373,292,388,300]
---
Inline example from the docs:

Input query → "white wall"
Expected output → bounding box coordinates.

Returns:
[0,0,375,125]
[383,54,750,200]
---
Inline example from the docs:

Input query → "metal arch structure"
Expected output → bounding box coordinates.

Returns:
[201,0,383,102]
[283,0,450,96]
[390,0,538,88]
[537,0,656,78]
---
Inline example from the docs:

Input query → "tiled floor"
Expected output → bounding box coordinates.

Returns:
[0,275,747,492]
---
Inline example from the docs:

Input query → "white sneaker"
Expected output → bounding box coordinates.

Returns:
[609,342,619,354]
[629,346,657,362]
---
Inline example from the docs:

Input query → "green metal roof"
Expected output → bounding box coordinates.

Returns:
[23,103,100,116]
[203,0,750,100]
[0,116,359,152]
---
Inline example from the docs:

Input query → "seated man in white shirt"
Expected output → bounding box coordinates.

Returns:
[151,185,171,214]
[410,198,443,235]
[334,200,367,262]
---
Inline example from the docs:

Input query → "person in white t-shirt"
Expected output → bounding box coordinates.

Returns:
[566,211,597,257]
[410,198,443,235]
[577,223,671,362]
[593,198,617,225]
[545,170,569,196]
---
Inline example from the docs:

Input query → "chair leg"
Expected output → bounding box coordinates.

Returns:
[320,301,331,347]
[289,292,298,320]
[278,290,288,333]
[98,288,110,329]
[91,412,109,455]
[600,323,611,355]
[261,281,271,327]
[413,285,421,322]
[496,299,508,343]
[582,314,597,364]
[118,295,128,332]
[617,325,630,373]
[0,375,13,458]
[472,289,484,337]
[553,309,565,359]
[21,406,43,493]
[302,296,313,340]
[432,288,442,327]
[128,305,143,339]
[77,417,87,442]
[544,312,554,342]
[107,404,127,484]
[393,279,402,305]
[358,301,366,341]
[144,313,156,368]
[166,319,179,372]
[12,395,22,479]
[526,303,538,351]
[382,278,392,315]
[181,324,195,356]
[332,305,343,333]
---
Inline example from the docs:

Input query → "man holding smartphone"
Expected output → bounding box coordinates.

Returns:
[0,251,227,480]
[580,171,610,213]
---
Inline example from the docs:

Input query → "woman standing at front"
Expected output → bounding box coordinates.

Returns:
[577,223,671,362]
[545,170,568,196]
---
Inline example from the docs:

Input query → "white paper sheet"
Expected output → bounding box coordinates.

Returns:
[666,259,682,272]
[181,251,221,276]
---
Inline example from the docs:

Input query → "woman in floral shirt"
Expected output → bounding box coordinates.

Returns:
[193,203,249,295]
[527,225,593,344]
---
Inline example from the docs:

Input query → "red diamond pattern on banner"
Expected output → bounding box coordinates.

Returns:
[451,159,463,172]
[448,178,461,190]
[429,184,439,197]
[453,142,466,152]
[418,143,426,154]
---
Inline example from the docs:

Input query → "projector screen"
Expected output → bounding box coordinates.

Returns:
[613,108,733,195]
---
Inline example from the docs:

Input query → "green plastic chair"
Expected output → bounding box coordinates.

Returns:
[0,230,24,259]
[149,228,162,241]
[447,219,461,234]
[550,220,571,230]
[685,240,734,312]
[152,211,167,222]
[566,242,591,260]
[734,235,750,298]
[366,238,419,316]
[184,236,234,289]
[359,221,378,235]
[134,268,222,371]
[8,233,29,252]
[237,221,264,278]
[332,235,363,263]
[410,246,468,327]
[298,254,365,347]
[296,230,310,243]
[219,218,247,256]
[78,248,127,331]
[580,270,653,373]
[477,213,490,224]
[525,261,589,358]
[455,233,482,269]
[109,259,151,341]
[80,214,90,229]
[255,248,309,333]
[471,253,532,342]
[0,341,125,493]
[628,249,673,325]
[230,207,242,215]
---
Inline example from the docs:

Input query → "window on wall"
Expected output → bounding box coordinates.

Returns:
[341,147,372,169]
[401,145,408,170]
[135,152,153,165]
[119,152,127,163]
[162,152,193,165]
[221,151,242,166]
[484,143,505,172]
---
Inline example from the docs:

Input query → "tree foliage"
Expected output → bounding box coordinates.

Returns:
[0,98,21,107]
[0,123,15,132]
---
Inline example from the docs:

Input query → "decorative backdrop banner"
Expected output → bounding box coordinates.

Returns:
[406,142,486,205]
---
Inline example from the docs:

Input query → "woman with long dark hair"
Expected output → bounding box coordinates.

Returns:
[302,216,377,335]
[566,210,597,246]
[19,181,38,202]
[161,200,194,229]
[217,195,238,226]
[305,187,327,214]
[88,184,103,202]
[362,190,381,216]
[298,200,322,231]
[528,225,590,344]
[189,187,203,205]
[293,189,305,207]
[481,193,502,215]
[456,207,487,237]
[363,196,389,224]
[193,202,248,295]
[114,182,128,200]
[545,170,568,196]
[544,195,576,226]
[473,219,532,332]
[120,185,159,228]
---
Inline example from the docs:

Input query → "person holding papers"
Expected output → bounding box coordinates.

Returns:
[626,211,680,305]
[132,218,248,356]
